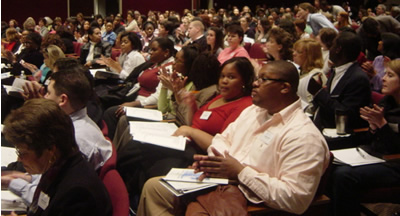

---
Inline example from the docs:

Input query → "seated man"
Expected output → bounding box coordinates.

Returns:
[137,60,330,215]
[2,66,112,205]
[309,31,371,131]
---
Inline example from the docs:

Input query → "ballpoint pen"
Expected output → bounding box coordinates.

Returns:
[356,147,366,158]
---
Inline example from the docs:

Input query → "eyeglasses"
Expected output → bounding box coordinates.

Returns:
[255,76,287,84]
[15,148,29,159]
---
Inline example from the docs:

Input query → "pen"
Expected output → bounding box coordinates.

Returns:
[356,147,366,158]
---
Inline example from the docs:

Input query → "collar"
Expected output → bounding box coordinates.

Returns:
[191,34,204,42]
[334,61,354,76]
[271,99,302,125]
[69,107,87,121]
[306,13,311,23]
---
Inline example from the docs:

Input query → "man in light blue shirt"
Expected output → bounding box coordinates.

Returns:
[102,21,117,46]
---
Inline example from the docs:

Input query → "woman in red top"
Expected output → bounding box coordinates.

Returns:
[173,57,255,152]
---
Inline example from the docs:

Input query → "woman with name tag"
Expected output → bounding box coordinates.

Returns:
[102,37,175,140]
[116,57,254,208]
[329,59,400,216]
[3,99,112,216]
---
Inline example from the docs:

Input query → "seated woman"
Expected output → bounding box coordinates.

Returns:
[218,24,250,64]
[97,32,145,80]
[3,27,21,54]
[293,38,327,114]
[263,27,293,62]
[3,98,112,216]
[21,45,65,83]
[363,32,400,92]
[116,57,255,206]
[11,32,44,76]
[206,26,224,57]
[102,37,175,139]
[80,26,112,68]
[255,17,272,43]
[330,59,400,216]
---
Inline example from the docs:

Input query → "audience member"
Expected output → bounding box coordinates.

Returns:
[185,20,207,52]
[218,24,250,64]
[297,2,337,37]
[329,59,400,216]
[293,38,326,114]
[264,27,293,61]
[206,26,224,57]
[2,98,112,215]
[98,31,145,80]
[137,60,330,215]
[363,32,400,92]
[80,26,112,67]
[309,31,371,131]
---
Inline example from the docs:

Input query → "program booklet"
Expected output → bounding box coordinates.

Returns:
[160,168,228,196]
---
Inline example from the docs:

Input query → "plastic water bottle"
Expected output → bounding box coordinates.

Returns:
[20,71,26,80]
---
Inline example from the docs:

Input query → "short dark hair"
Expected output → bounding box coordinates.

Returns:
[160,20,175,35]
[142,21,156,31]
[190,53,220,89]
[381,32,400,60]
[221,57,255,96]
[226,24,244,43]
[335,31,362,62]
[50,67,92,111]
[26,32,42,48]
[267,60,299,93]
[4,98,78,159]
[319,28,338,49]
[120,31,142,51]
[88,26,100,36]
[53,57,80,70]
[153,37,175,56]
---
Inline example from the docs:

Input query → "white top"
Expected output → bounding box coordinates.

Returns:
[116,50,146,80]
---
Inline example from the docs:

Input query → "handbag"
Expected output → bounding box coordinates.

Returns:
[185,185,248,216]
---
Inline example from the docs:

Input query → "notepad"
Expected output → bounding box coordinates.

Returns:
[1,190,27,212]
[331,147,385,166]
[160,168,228,196]
[1,146,18,166]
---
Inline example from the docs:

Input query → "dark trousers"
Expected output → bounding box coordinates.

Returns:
[329,163,400,216]
[102,105,120,140]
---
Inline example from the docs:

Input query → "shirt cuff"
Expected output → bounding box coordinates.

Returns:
[9,178,30,197]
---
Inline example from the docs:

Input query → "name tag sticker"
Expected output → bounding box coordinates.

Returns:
[38,191,50,210]
[261,131,274,145]
[200,111,212,120]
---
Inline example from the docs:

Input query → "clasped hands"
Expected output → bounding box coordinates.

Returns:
[158,66,188,104]
[360,104,387,131]
[191,147,244,181]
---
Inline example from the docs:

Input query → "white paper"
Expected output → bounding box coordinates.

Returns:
[2,146,18,166]
[1,72,12,79]
[3,85,13,94]
[332,148,385,166]
[163,168,228,184]
[125,107,163,121]
[129,121,185,151]
[1,190,27,212]
[11,78,29,92]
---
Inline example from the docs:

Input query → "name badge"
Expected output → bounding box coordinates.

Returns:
[200,111,212,120]
[260,131,274,146]
[38,191,50,210]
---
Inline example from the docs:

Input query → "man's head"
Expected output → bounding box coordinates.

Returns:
[329,31,361,67]
[376,4,386,16]
[45,66,92,114]
[188,20,205,40]
[252,61,299,114]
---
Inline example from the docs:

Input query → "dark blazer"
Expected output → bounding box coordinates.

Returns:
[191,35,208,53]
[29,153,112,216]
[313,63,371,131]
